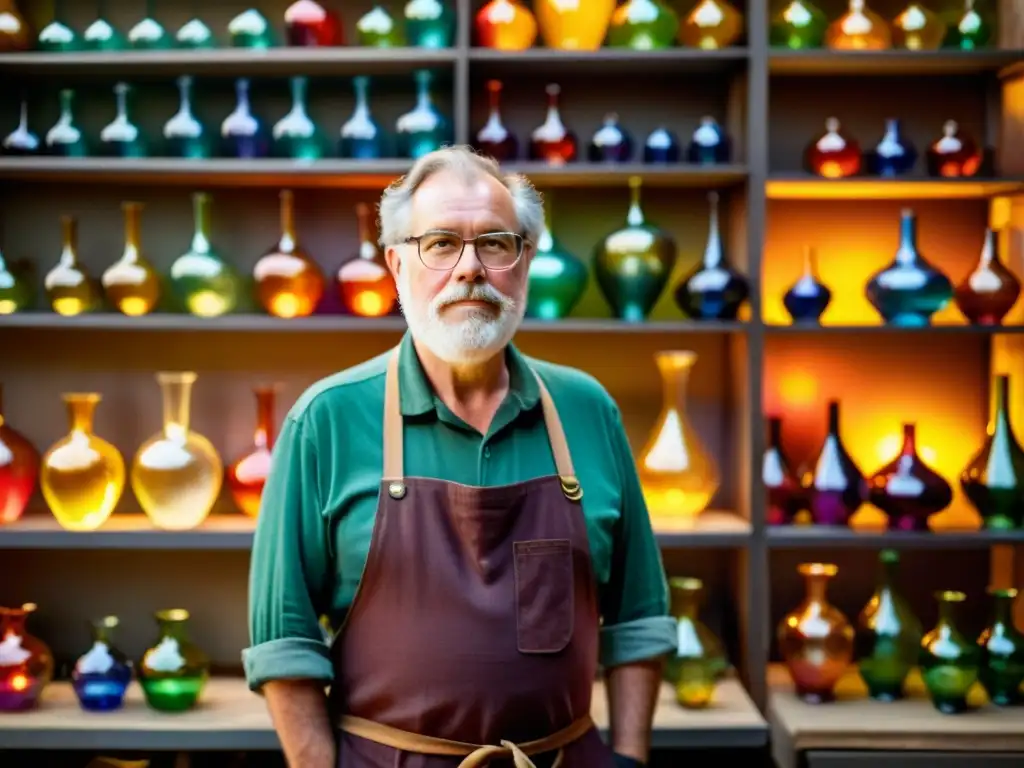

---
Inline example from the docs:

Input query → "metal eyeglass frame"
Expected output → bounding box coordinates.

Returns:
[402,230,528,272]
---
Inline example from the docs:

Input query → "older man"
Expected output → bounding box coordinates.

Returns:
[245,146,675,768]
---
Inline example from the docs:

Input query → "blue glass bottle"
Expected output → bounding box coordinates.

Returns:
[396,70,451,160]
[221,78,268,159]
[866,209,953,327]
[163,76,211,159]
[783,246,832,323]
[588,113,632,163]
[339,77,385,159]
[868,118,918,177]
[643,126,680,163]
[686,116,730,165]
[72,616,132,712]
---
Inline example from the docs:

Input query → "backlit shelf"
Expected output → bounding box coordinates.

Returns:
[767,525,1024,549]
[769,49,1022,76]
[764,324,1024,335]
[469,47,749,74]
[766,175,1024,200]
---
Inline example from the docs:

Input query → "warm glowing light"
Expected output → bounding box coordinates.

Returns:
[874,434,938,466]
[9,674,29,692]
[643,488,714,519]
[52,297,88,316]
[0,300,15,315]
[118,297,151,317]
[268,294,303,319]
[187,291,232,318]
[778,371,819,409]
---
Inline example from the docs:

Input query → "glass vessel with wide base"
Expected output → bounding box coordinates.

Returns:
[83,0,125,50]
[679,0,744,49]
[806,117,861,178]
[163,76,211,160]
[770,0,827,49]
[0,383,38,525]
[228,8,275,48]
[404,0,455,47]
[675,192,749,321]
[920,591,980,714]
[944,0,990,49]
[356,4,404,46]
[285,0,343,47]
[137,609,209,712]
[254,190,325,319]
[396,70,451,160]
[3,100,39,155]
[955,228,1020,326]
[0,0,32,51]
[272,76,323,161]
[337,203,397,318]
[227,386,279,518]
[867,423,953,532]
[530,84,577,166]
[100,83,146,158]
[807,400,865,525]
[927,120,982,178]
[783,246,832,323]
[38,0,77,51]
[978,588,1024,706]
[41,393,125,532]
[170,192,243,318]
[0,248,32,315]
[0,603,53,711]
[339,76,384,160]
[525,202,587,320]
[221,78,268,159]
[892,2,946,50]
[475,80,518,162]
[664,577,728,708]
[825,0,891,49]
[45,215,101,316]
[475,0,536,49]
[72,616,132,712]
[131,372,223,532]
[45,89,87,157]
[607,0,678,50]
[764,416,803,525]
[534,0,615,50]
[127,0,169,49]
[102,202,162,317]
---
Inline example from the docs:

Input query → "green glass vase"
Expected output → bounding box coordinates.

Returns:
[593,175,677,322]
[357,4,406,46]
[920,591,981,714]
[855,549,923,701]
[770,0,827,49]
[127,0,170,49]
[0,247,32,314]
[606,0,678,50]
[525,203,588,321]
[163,76,211,160]
[978,587,1024,706]
[404,0,455,47]
[37,0,78,52]
[45,89,88,158]
[170,193,243,317]
[137,609,210,712]
[83,1,126,50]
[176,0,216,48]
[943,0,991,49]
[272,76,324,161]
[228,8,276,48]
[396,70,452,159]
[664,578,729,709]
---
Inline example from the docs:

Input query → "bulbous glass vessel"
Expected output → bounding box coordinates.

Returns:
[805,117,861,178]
[679,0,744,49]
[102,202,162,317]
[0,247,32,314]
[131,372,223,532]
[175,12,215,49]
[356,4,404,46]
[337,203,397,318]
[593,176,677,322]
[0,383,39,525]
[955,228,1021,326]
[82,1,126,51]
[405,0,455,47]
[783,246,832,324]
[339,76,384,160]
[273,76,323,161]
[221,78,269,159]
[825,0,891,49]
[927,120,982,178]
[254,190,325,319]
[0,603,53,711]
[664,578,728,708]
[127,0,169,49]
[163,76,211,160]
[607,0,678,50]
[892,2,946,50]
[475,0,537,49]
[170,192,243,318]
[227,8,276,48]
[643,127,681,164]
[100,82,146,158]
[41,393,125,532]
[763,416,803,525]
[770,0,827,49]
[38,0,78,52]
[45,89,87,158]
[978,588,1024,706]
[285,0,343,46]
[396,70,452,160]
[72,616,132,712]
[138,609,210,712]
[227,385,279,518]
[530,84,577,166]
[534,0,615,50]
[867,118,917,177]
[687,116,730,165]
[675,192,749,321]
[588,113,632,163]
[944,0,990,50]
[44,215,101,317]
[868,423,953,532]
[920,591,980,714]
[807,400,865,525]
[2,100,39,155]
[475,80,519,162]
[0,0,32,51]
[525,202,587,320]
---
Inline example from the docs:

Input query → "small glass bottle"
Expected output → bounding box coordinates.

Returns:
[945,0,990,50]
[83,0,126,50]
[356,4,405,46]
[2,100,40,156]
[163,76,211,160]
[221,78,269,159]
[607,0,679,50]
[99,82,146,158]
[475,0,537,50]
[664,578,728,708]
[825,0,891,49]
[272,76,323,161]
[254,190,326,319]
[686,116,730,165]
[336,203,397,318]
[805,117,861,178]
[763,416,802,525]
[227,8,276,49]
[45,89,87,157]
[404,0,455,48]
[926,120,983,178]
[867,118,917,177]
[525,201,588,321]
[678,0,744,49]
[137,609,210,712]
[475,80,519,162]
[339,76,384,160]
[72,616,132,712]
[0,604,53,712]
[102,202,162,317]
[588,113,632,163]
[920,591,980,714]
[978,587,1024,706]
[770,0,827,49]
[643,127,681,164]
[284,0,343,47]
[0,1,31,52]
[782,246,832,324]
[227,385,279,518]
[807,400,865,525]
[955,228,1021,327]
[891,2,946,50]
[396,69,451,160]
[127,0,170,49]
[37,0,78,52]
[530,84,577,166]
[44,215,101,316]
[0,247,33,315]
[175,0,216,48]
[170,192,242,318]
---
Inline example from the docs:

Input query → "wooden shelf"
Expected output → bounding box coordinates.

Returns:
[650,510,751,548]
[766,175,1024,200]
[765,324,1024,335]
[468,47,749,74]
[768,49,1022,76]
[0,677,766,751]
[767,524,1024,549]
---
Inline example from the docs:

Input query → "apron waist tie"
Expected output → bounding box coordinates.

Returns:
[338,713,595,768]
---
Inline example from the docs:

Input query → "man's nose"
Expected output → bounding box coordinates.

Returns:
[452,240,487,283]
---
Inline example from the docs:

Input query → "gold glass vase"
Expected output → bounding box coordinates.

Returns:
[678,0,744,49]
[891,2,945,49]
[44,215,101,316]
[131,372,222,531]
[40,393,125,532]
[825,0,891,49]
[101,202,162,317]
[636,351,719,519]
[533,0,616,50]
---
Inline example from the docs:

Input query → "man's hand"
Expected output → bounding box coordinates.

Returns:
[606,658,663,765]
[263,679,336,768]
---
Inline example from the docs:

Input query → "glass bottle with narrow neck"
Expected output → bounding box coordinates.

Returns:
[0,383,40,524]
[337,203,397,318]
[45,89,87,157]
[607,0,678,50]
[945,0,990,49]
[783,245,832,324]
[273,76,323,161]
[227,385,281,518]
[678,0,744,49]
[101,202,162,316]
[475,79,518,161]
[221,78,268,158]
[920,591,980,713]
[868,423,953,531]
[72,615,132,712]
[530,83,576,165]
[404,0,455,47]
[37,0,78,52]
[955,228,1021,326]
[892,2,945,50]
[163,76,210,160]
[525,199,587,320]
[128,0,169,49]
[926,120,982,178]
[170,192,242,317]
[357,4,405,46]
[664,578,728,708]
[285,0,344,46]
[808,400,864,525]
[228,7,275,48]
[3,100,39,155]
[763,416,802,525]
[100,82,146,158]
[83,0,126,50]
[339,76,383,159]
[978,588,1024,706]
[396,69,451,160]
[0,246,33,314]
[0,603,53,711]
[45,215,101,316]
[254,190,325,318]
[137,609,210,712]
[175,0,215,48]
[675,191,749,320]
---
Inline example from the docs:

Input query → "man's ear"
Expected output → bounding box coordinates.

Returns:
[385,247,401,280]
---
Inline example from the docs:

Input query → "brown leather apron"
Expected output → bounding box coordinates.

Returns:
[329,349,614,768]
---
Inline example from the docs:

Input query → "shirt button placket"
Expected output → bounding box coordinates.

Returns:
[481,445,491,483]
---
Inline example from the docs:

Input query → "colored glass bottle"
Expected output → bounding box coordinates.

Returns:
[920,591,980,714]
[37,0,77,52]
[770,0,827,49]
[273,76,323,161]
[530,83,577,166]
[285,0,343,46]
[127,0,169,49]
[132,372,223,531]
[686,116,730,165]
[2,100,39,156]
[163,76,211,160]
[525,202,587,320]
[227,8,275,48]
[40,393,125,532]
[227,385,279,518]
[637,351,719,518]
[866,209,954,327]
[805,118,860,178]
[868,423,953,532]
[221,78,268,159]
[44,215,101,316]
[892,2,945,50]
[0,383,39,525]
[535,0,615,50]
[337,202,397,318]
[475,80,519,161]
[0,603,53,711]
[588,113,632,163]
[102,202,161,317]
[867,118,917,177]
[170,192,242,318]
[679,0,744,49]
[339,76,384,160]
[607,0,678,50]
[72,616,132,712]
[675,192,749,321]
[664,578,728,708]
[138,609,210,712]
[779,563,854,703]
[593,176,677,322]
[961,374,1024,531]
[45,89,87,158]
[396,70,451,160]
[475,0,537,50]
[956,228,1021,326]
[856,550,923,701]
[927,120,983,178]
[643,127,680,164]
[825,0,891,49]
[356,4,405,46]
[808,400,865,525]
[783,246,832,324]
[0,248,32,315]
[978,588,1024,706]
[764,416,802,525]
[82,0,124,50]
[405,0,455,47]
[254,190,326,319]
[0,0,31,51]
[100,82,146,158]
[175,1,216,49]
[944,0,990,50]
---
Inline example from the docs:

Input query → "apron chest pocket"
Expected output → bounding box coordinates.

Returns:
[513,538,574,654]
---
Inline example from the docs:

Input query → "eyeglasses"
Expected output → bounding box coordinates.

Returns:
[404,230,527,272]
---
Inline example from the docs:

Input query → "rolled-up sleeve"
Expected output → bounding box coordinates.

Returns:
[598,403,676,669]
[243,414,334,692]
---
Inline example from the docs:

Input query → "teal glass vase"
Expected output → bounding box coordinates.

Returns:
[127,0,170,49]
[339,76,385,159]
[228,8,276,48]
[0,247,33,314]
[170,193,243,318]
[525,202,588,320]
[137,609,210,712]
[404,0,455,47]
[100,82,147,158]
[943,0,991,50]
[45,89,88,158]
[920,591,981,714]
[83,1,126,50]
[273,76,324,161]
[606,0,679,50]
[770,0,828,49]
[978,587,1024,706]
[163,76,211,160]
[396,70,451,159]
[37,0,78,52]
[176,1,217,49]
[357,4,406,46]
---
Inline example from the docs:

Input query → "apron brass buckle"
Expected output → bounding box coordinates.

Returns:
[559,476,583,502]
[388,482,407,500]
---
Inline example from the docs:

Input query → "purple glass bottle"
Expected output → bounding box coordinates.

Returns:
[807,400,865,526]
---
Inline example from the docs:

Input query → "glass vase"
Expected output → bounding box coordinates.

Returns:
[254,190,325,319]
[955,228,1020,326]
[0,247,33,314]
[83,0,126,50]
[405,0,455,48]
[175,1,216,49]
[131,372,223,531]
[221,78,269,159]
[41,393,125,532]
[636,351,719,518]
[686,116,730,165]
[339,76,385,160]
[0,603,53,711]
[868,423,953,532]
[867,118,917,177]
[2,100,39,155]
[102,202,162,317]
[100,82,146,158]
[0,383,39,525]
[530,84,577,166]
[45,89,87,157]
[778,563,854,704]
[675,191,749,321]
[137,609,210,712]
[855,549,923,701]
[664,578,728,708]
[978,587,1024,706]
[944,0,990,50]
[764,416,803,525]
[228,8,276,49]
[72,616,132,712]
[356,4,405,46]
[607,0,678,50]
[679,0,743,49]
[593,176,677,322]
[45,215,101,317]
[0,0,32,51]
[866,208,954,327]
[770,0,827,49]
[285,0,343,46]
[273,76,323,161]
[163,75,211,160]
[396,69,452,160]
[475,0,537,50]
[926,120,982,178]
[475,80,519,162]
[961,374,1024,531]
[525,201,587,320]
[534,0,615,50]
[805,117,861,178]
[37,0,78,52]
[920,591,980,714]
[825,0,891,49]
[783,246,832,324]
[127,0,169,49]
[337,202,397,318]
[643,127,681,164]
[808,400,865,526]
[892,2,946,50]
[588,113,632,163]
[170,192,242,318]
[227,385,279,518]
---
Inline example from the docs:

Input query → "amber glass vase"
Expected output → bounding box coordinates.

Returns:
[138,609,210,712]
[978,588,1024,706]
[664,577,728,708]
[0,603,53,711]
[778,563,854,703]
[825,0,891,49]
[534,0,615,50]
[45,215,101,316]
[955,228,1020,326]
[41,393,125,532]
[892,2,946,50]
[131,372,222,531]
[920,591,980,714]
[806,118,861,178]
[636,351,719,519]
[679,0,744,49]
[475,0,537,49]
[868,423,953,531]
[102,202,162,317]
[0,384,38,525]
[0,0,31,51]
[254,190,325,319]
[337,203,397,318]
[227,386,278,518]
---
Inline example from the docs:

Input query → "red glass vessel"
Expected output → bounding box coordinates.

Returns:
[475,80,519,161]
[867,423,953,532]
[284,0,343,46]
[337,203,398,318]
[227,386,279,519]
[955,228,1021,326]
[805,117,861,178]
[529,84,577,166]
[0,603,54,711]
[475,0,537,49]
[764,416,803,525]
[0,383,39,525]
[926,120,983,178]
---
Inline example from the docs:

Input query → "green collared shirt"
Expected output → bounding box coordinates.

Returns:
[244,333,675,691]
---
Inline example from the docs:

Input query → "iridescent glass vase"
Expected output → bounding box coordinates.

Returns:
[138,609,210,712]
[808,400,865,525]
[664,578,728,708]
[72,616,132,712]
[170,192,243,318]
[868,423,953,532]
[920,591,980,714]
[0,383,39,525]
[978,588,1024,706]
[955,228,1020,326]
[0,603,53,711]
[783,246,832,324]
[675,192,749,321]
[764,416,803,525]
[525,202,587,320]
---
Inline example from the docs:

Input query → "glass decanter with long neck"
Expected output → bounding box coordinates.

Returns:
[163,76,210,159]
[337,203,397,318]
[0,603,53,712]
[783,245,832,324]
[227,385,280,518]
[137,609,210,711]
[825,0,891,49]
[40,393,125,532]
[475,0,537,50]
[273,76,323,161]
[71,615,132,712]
[339,76,384,159]
[530,83,577,165]
[175,0,215,48]
[44,215,101,316]
[356,4,405,46]
[679,0,744,49]
[285,0,343,46]
[127,0,169,49]
[978,588,1024,706]
[100,82,146,158]
[0,0,32,51]
[0,246,33,314]
[83,0,125,50]
[227,7,275,48]
[221,78,268,159]
[955,228,1021,326]
[770,0,827,49]
[170,192,242,318]
[475,79,519,161]
[396,69,451,160]
[254,190,325,319]
[131,372,223,531]
[3,100,39,156]
[525,199,587,320]
[868,118,917,177]
[868,423,953,531]
[0,383,40,524]
[37,0,78,52]
[101,202,162,317]
[404,0,455,47]
[45,89,87,157]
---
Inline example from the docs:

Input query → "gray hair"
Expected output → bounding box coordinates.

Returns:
[377,145,545,249]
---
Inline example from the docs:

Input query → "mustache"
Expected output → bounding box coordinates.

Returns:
[432,283,515,312]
